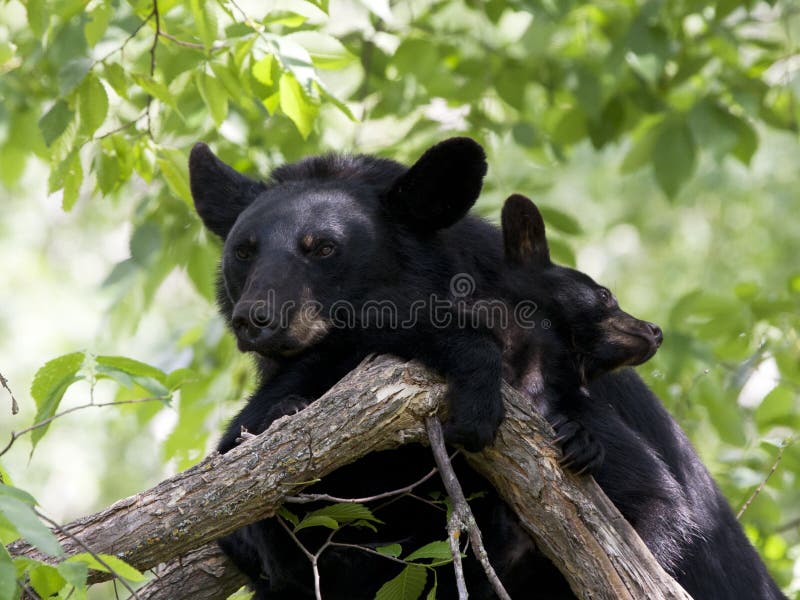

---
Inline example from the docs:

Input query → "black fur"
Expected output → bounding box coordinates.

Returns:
[494,194,787,599]
[190,139,508,598]
[190,143,786,599]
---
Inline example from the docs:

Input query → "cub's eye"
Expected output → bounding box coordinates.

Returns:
[234,246,253,261]
[597,288,615,306]
[313,241,336,258]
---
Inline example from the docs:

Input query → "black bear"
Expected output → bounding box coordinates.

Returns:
[190,137,505,455]
[498,193,664,475]
[500,194,787,599]
[189,138,511,598]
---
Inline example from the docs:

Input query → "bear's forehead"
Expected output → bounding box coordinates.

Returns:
[231,184,379,238]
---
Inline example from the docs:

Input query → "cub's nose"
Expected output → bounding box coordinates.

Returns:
[647,322,663,346]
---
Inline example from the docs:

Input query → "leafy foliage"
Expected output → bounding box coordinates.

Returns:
[1,0,799,597]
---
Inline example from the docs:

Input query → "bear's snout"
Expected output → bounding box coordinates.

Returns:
[231,301,278,352]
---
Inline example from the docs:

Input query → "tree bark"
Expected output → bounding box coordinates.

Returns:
[10,355,692,599]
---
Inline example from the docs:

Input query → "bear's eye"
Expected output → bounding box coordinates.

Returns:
[234,246,253,261]
[313,241,336,258]
[597,288,615,306]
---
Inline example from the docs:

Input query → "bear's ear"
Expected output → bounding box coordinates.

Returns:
[189,143,267,239]
[384,137,487,232]
[501,194,551,267]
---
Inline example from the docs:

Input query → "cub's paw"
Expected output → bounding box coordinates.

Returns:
[549,414,604,476]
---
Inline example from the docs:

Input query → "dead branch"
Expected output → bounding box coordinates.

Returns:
[10,355,691,599]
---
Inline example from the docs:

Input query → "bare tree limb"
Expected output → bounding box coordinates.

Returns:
[10,356,692,600]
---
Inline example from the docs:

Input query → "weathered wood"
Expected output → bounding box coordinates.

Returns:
[11,356,692,599]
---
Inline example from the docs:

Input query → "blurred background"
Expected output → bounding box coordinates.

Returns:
[1,0,799,597]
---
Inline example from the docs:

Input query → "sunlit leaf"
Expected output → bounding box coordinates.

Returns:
[30,352,85,449]
[0,491,61,557]
[66,552,145,582]
[190,0,218,50]
[78,74,109,138]
[279,73,318,139]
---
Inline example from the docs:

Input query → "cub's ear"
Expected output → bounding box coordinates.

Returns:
[501,194,551,267]
[189,143,267,239]
[384,137,487,232]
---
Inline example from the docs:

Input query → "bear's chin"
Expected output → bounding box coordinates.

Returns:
[235,335,320,359]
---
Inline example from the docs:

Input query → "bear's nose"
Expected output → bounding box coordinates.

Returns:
[647,322,663,346]
[231,302,277,349]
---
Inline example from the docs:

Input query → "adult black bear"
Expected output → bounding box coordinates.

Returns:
[500,194,787,600]
[190,137,505,454]
[189,138,510,598]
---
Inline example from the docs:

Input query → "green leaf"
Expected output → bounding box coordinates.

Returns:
[30,352,85,449]
[251,54,274,87]
[293,515,339,532]
[285,32,355,70]
[279,73,318,139]
[755,386,796,430]
[0,547,16,600]
[25,0,48,37]
[29,562,66,598]
[731,117,758,166]
[0,495,62,557]
[62,153,83,211]
[190,0,218,50]
[66,552,145,582]
[58,58,92,96]
[130,221,161,266]
[277,507,299,527]
[157,147,193,205]
[620,118,662,174]
[405,541,452,562]
[78,74,109,138]
[375,565,427,600]
[688,99,745,162]
[39,101,74,147]
[195,72,228,126]
[0,485,36,506]
[56,560,88,597]
[165,368,196,391]
[186,235,219,301]
[84,1,111,47]
[95,147,121,195]
[131,73,176,109]
[94,355,170,398]
[376,544,402,558]
[304,503,380,524]
[538,206,582,235]
[652,118,696,198]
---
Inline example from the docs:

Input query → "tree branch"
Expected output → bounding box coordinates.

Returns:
[10,356,692,599]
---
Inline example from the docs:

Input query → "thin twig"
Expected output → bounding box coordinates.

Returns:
[277,517,324,600]
[146,0,160,139]
[737,436,795,520]
[286,464,440,505]
[158,31,225,51]
[35,509,142,599]
[0,397,166,459]
[425,416,512,600]
[327,541,409,566]
[93,13,153,68]
[1,370,18,415]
